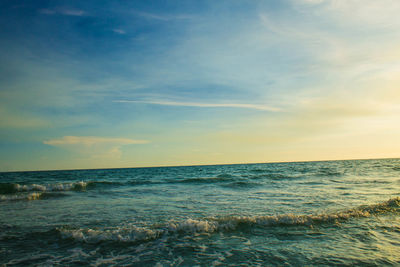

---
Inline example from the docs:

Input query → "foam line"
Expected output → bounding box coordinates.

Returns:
[57,197,400,243]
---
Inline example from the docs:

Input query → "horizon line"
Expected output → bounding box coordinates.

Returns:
[2,156,398,173]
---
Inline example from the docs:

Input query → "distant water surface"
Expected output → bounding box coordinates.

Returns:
[1,159,400,266]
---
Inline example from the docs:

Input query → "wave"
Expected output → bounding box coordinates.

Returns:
[247,169,304,180]
[262,173,303,180]
[249,166,343,179]
[223,181,261,189]
[0,173,313,194]
[316,167,343,177]
[128,180,159,186]
[178,176,236,184]
[0,181,123,194]
[168,197,400,233]
[0,192,67,202]
[249,168,269,173]
[59,225,161,243]
[0,181,123,201]
[171,173,295,185]
[58,197,400,244]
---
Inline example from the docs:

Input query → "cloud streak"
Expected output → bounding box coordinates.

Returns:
[39,7,86,16]
[112,29,126,35]
[114,100,280,112]
[135,11,194,21]
[44,136,149,146]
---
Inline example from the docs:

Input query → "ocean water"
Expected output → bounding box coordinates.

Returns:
[1,159,400,266]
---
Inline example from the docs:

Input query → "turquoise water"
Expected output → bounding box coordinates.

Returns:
[1,158,400,266]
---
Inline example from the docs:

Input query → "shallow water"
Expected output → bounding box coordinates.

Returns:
[1,159,400,266]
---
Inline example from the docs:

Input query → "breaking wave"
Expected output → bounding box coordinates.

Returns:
[59,225,160,243]
[0,181,124,201]
[0,181,122,194]
[0,173,315,195]
[58,197,400,243]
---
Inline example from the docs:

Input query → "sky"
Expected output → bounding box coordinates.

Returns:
[1,0,400,171]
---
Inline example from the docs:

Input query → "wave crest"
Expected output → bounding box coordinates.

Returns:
[58,197,400,243]
[0,181,89,194]
[0,180,126,194]
[59,226,160,243]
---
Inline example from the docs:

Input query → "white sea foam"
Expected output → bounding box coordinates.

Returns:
[14,181,88,192]
[171,197,400,232]
[0,181,89,201]
[168,219,219,233]
[59,197,400,243]
[59,225,160,243]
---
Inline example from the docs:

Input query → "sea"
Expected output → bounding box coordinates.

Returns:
[1,158,400,266]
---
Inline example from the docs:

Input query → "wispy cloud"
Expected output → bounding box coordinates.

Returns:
[39,7,86,16]
[112,29,126,35]
[114,100,280,112]
[293,0,400,29]
[135,11,193,21]
[44,136,149,146]
[295,0,325,5]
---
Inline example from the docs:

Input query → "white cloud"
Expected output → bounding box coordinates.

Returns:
[114,100,280,112]
[44,136,149,146]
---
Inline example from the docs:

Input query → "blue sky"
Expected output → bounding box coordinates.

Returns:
[1,0,400,171]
